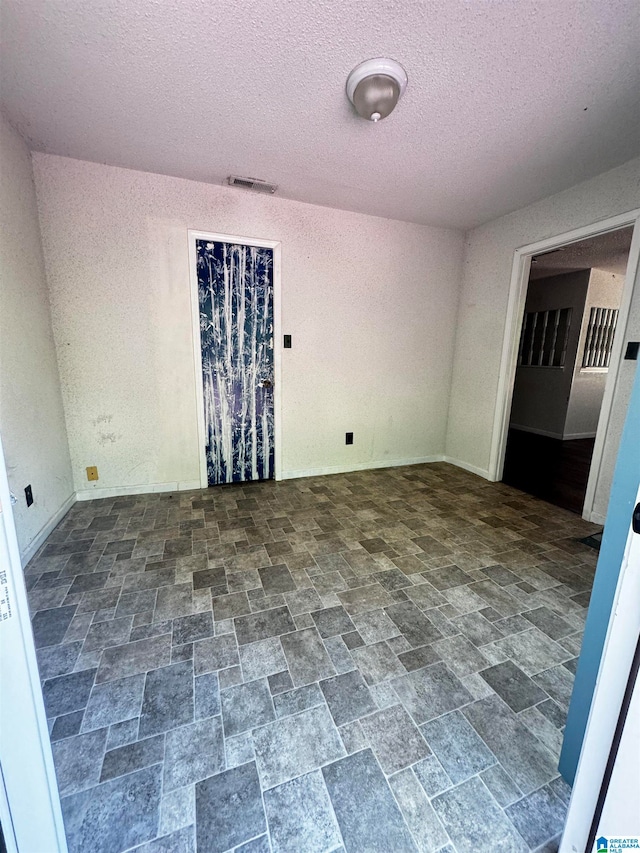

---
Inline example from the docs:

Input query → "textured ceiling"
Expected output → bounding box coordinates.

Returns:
[530,226,634,279]
[1,0,640,229]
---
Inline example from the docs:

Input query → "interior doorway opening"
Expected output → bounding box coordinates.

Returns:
[502,226,633,515]
[490,210,640,524]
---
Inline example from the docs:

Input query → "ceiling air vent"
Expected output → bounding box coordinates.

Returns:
[227,176,277,194]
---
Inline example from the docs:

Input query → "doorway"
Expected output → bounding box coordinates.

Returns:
[189,231,282,487]
[502,227,633,514]
[490,210,640,522]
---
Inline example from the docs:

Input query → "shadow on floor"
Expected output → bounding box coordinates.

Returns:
[502,429,596,515]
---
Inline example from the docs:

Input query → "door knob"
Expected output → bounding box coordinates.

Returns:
[261,379,273,388]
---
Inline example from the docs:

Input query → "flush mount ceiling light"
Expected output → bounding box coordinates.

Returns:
[346,58,408,122]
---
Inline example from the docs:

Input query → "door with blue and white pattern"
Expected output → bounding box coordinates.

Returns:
[196,239,274,485]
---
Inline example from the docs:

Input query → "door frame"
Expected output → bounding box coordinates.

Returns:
[489,209,640,521]
[0,430,68,852]
[188,230,283,487]
[560,483,640,851]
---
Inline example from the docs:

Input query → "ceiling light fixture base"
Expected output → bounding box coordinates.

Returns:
[346,58,408,122]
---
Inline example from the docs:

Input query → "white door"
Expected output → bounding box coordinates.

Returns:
[0,432,67,852]
[561,484,640,852]
[595,655,640,841]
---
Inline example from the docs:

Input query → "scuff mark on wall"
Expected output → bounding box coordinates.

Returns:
[98,432,120,445]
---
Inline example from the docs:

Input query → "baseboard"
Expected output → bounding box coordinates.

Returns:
[442,456,491,480]
[585,510,607,525]
[281,455,445,480]
[76,480,202,501]
[38,456,495,529]
[509,424,565,440]
[21,492,76,567]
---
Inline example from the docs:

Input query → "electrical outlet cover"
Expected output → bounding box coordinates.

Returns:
[86,466,99,481]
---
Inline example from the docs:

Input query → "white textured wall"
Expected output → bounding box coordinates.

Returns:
[32,154,464,495]
[0,115,73,557]
[565,269,625,439]
[446,156,640,512]
[509,271,589,438]
[590,266,640,521]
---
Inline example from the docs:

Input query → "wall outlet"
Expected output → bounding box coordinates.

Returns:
[24,485,33,507]
[345,432,354,445]
[86,466,99,481]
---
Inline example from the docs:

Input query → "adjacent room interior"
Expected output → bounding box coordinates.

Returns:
[502,227,633,516]
[1,2,639,852]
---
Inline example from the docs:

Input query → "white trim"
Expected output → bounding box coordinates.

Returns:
[20,492,76,567]
[281,455,445,480]
[560,484,640,852]
[509,424,565,440]
[588,510,607,525]
[72,456,491,499]
[76,480,202,501]
[509,424,597,440]
[0,433,68,852]
[187,230,283,487]
[272,243,283,482]
[583,220,640,519]
[0,762,18,853]
[489,210,640,515]
[188,233,209,489]
[489,247,532,481]
[443,456,491,480]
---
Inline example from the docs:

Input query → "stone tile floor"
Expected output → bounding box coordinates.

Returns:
[25,462,601,853]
